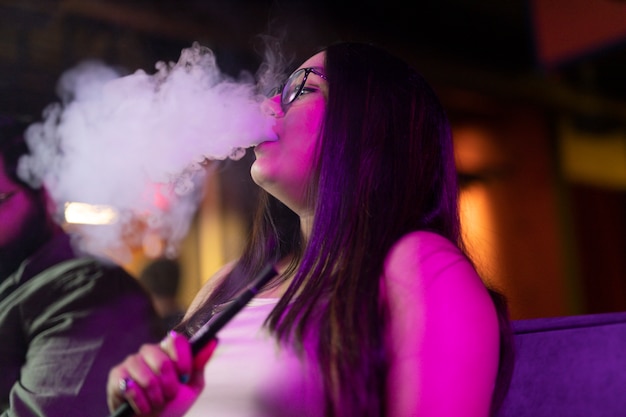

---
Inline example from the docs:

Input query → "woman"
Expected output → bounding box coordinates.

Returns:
[107,41,513,417]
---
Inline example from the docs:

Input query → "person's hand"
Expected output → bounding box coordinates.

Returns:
[107,331,218,417]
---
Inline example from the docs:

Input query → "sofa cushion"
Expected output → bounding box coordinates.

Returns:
[496,311,626,417]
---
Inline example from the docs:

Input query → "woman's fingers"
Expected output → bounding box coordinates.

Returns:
[106,333,219,416]
[187,338,218,390]
[107,365,131,412]
[106,341,179,415]
[127,345,170,412]
[107,365,150,415]
[139,341,181,401]
[160,332,219,392]
[160,331,193,383]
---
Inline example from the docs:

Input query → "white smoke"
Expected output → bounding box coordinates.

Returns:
[18,42,277,262]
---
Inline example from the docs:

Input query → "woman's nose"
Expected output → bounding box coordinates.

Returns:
[261,96,283,118]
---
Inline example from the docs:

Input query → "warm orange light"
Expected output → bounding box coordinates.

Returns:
[454,123,505,288]
[459,182,501,287]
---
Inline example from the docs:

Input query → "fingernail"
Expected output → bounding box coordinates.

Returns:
[160,330,178,349]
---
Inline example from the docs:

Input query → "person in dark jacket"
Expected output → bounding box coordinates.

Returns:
[0,116,161,417]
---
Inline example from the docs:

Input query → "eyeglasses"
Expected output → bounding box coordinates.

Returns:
[269,67,328,111]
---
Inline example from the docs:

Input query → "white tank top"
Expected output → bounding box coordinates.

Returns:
[185,298,326,417]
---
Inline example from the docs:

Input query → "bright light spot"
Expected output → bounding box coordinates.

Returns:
[64,202,119,225]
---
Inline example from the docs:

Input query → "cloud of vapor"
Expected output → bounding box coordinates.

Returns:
[18,42,277,262]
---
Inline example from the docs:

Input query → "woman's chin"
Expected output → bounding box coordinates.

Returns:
[250,162,269,188]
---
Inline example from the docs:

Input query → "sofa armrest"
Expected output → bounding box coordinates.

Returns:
[496,311,626,417]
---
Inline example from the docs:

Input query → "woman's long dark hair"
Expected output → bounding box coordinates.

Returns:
[178,42,513,416]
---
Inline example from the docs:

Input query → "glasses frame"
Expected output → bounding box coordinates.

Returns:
[271,67,328,112]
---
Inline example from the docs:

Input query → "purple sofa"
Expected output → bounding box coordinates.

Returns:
[495,311,626,416]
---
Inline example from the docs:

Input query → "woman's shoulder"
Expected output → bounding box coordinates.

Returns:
[383,230,469,290]
[382,236,500,416]
[386,230,459,257]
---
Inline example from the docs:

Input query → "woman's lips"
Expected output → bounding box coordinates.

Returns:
[254,136,279,152]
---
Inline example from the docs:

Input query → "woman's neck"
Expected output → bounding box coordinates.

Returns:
[257,254,298,298]
[299,212,313,243]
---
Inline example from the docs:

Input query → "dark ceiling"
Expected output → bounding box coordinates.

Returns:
[1,0,626,128]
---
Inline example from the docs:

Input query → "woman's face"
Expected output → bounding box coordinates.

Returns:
[251,51,327,217]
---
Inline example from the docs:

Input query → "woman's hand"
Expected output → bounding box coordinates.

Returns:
[107,331,218,417]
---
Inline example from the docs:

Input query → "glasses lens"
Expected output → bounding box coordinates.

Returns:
[282,69,307,106]
[267,85,282,98]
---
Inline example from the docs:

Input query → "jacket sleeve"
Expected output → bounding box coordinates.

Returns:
[2,259,161,417]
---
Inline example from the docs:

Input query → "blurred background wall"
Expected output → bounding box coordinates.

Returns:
[1,0,625,320]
